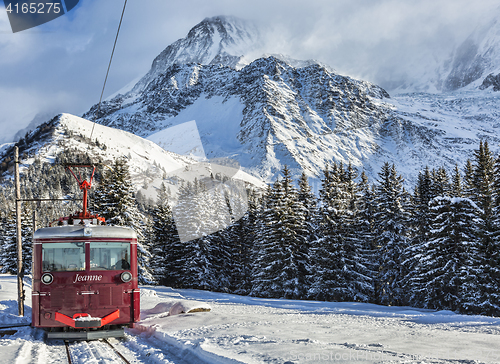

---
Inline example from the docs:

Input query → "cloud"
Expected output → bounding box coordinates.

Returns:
[249,0,500,85]
[0,0,498,143]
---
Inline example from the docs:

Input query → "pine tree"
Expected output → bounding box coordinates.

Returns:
[228,189,260,295]
[0,210,18,274]
[405,167,434,306]
[93,157,154,284]
[413,167,435,236]
[172,180,222,291]
[431,167,450,197]
[468,142,499,315]
[308,165,345,301]
[206,230,232,292]
[473,141,495,217]
[149,183,182,286]
[451,165,463,197]
[249,184,273,296]
[0,205,33,275]
[296,172,316,289]
[201,182,234,293]
[297,172,318,246]
[494,155,500,210]
[179,236,214,290]
[463,159,475,200]
[473,147,500,316]
[251,166,308,299]
[415,197,482,311]
[344,171,376,302]
[205,182,238,292]
[309,163,363,301]
[372,163,409,306]
[484,155,500,315]
[279,167,309,299]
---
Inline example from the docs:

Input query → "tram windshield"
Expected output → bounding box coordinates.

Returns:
[89,242,130,270]
[42,242,85,272]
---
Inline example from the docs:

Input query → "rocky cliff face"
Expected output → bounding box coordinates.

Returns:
[443,17,500,91]
[84,50,400,181]
[480,72,500,91]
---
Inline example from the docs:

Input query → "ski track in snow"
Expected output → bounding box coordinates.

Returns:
[1,274,500,363]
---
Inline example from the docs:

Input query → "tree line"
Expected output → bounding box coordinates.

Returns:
[1,141,499,316]
[145,141,500,316]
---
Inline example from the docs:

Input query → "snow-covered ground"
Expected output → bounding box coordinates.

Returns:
[1,274,500,363]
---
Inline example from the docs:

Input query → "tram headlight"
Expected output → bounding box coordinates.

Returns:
[121,271,132,283]
[41,273,53,285]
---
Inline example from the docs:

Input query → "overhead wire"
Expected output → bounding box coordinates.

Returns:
[89,0,128,142]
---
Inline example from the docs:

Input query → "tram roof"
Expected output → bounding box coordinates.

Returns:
[33,225,137,240]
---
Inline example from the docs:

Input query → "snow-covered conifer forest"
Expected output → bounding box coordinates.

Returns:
[1,140,499,317]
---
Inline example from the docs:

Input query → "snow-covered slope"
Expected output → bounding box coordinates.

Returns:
[0,113,193,189]
[0,113,264,202]
[55,114,193,180]
[0,142,14,157]
[2,274,500,363]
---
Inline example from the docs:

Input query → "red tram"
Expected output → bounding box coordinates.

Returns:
[31,165,140,340]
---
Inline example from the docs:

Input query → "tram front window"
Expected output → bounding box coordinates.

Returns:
[42,242,85,272]
[89,242,130,270]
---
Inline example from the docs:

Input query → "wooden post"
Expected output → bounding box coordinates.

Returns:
[14,146,24,317]
[32,208,37,238]
[32,207,37,285]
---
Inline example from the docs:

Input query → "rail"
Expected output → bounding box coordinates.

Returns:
[64,338,131,364]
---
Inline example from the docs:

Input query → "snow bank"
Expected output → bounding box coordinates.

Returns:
[140,288,212,319]
[0,275,31,327]
[142,300,211,319]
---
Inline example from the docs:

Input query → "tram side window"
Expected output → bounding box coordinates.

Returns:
[42,243,86,272]
[89,242,130,270]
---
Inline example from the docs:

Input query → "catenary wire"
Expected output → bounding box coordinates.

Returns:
[89,0,128,142]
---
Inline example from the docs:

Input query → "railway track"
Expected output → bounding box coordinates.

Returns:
[6,326,186,363]
[64,338,132,364]
[103,338,131,363]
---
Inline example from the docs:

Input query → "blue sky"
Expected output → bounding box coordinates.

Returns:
[0,0,498,144]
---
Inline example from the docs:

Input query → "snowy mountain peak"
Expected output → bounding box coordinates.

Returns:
[131,16,260,94]
[186,15,255,46]
[159,15,258,67]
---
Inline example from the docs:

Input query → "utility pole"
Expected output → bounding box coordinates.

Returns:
[14,146,24,317]
[32,208,37,238]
